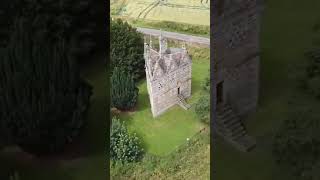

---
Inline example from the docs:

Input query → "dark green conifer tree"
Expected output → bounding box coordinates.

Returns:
[111,67,139,110]
[110,19,145,80]
[0,17,92,154]
[0,0,104,60]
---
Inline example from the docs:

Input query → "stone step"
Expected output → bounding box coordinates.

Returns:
[224,117,242,127]
[215,103,256,152]
[216,125,246,139]
[230,127,246,137]
[217,109,234,120]
[176,95,191,110]
[231,131,247,140]
[217,116,243,131]
[235,135,256,152]
[228,121,245,132]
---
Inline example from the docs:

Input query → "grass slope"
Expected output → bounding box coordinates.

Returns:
[214,0,320,179]
[111,128,210,180]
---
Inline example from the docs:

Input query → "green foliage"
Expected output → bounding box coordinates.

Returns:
[302,48,320,98]
[111,67,139,110]
[110,117,144,163]
[110,19,145,80]
[201,74,210,92]
[0,0,103,60]
[306,76,320,98]
[195,94,210,124]
[273,110,320,180]
[0,18,92,154]
[111,130,210,179]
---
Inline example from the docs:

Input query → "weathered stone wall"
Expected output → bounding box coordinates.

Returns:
[213,0,261,116]
[224,57,259,115]
[149,63,192,117]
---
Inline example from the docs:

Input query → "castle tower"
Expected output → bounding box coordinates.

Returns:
[213,0,263,115]
[145,34,192,117]
[212,0,264,151]
[159,31,168,55]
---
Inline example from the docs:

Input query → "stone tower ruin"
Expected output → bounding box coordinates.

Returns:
[212,0,264,151]
[144,34,192,117]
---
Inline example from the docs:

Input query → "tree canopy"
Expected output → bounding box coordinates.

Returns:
[111,67,139,110]
[110,19,145,80]
[0,18,92,154]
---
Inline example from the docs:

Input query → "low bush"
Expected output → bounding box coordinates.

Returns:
[273,110,320,180]
[201,75,210,92]
[303,48,320,98]
[110,117,144,163]
[195,94,210,124]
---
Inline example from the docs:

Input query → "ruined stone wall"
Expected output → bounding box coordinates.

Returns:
[149,63,192,117]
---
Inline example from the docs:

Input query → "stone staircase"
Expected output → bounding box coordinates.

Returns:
[177,94,191,110]
[215,103,256,152]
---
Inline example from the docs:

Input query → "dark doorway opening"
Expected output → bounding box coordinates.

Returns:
[178,87,180,95]
[217,81,223,104]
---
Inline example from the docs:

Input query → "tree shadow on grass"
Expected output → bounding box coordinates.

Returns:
[136,91,150,111]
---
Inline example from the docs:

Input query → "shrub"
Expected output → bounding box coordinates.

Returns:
[307,76,320,98]
[201,75,210,92]
[0,18,92,155]
[110,117,144,163]
[273,110,320,179]
[0,0,103,60]
[304,48,320,98]
[111,67,139,110]
[195,94,210,124]
[110,19,145,80]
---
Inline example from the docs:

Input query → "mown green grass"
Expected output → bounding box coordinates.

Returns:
[111,128,210,180]
[116,46,210,155]
[214,0,320,179]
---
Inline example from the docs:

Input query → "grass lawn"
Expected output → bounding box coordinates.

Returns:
[0,57,107,180]
[214,0,320,179]
[111,126,210,179]
[110,0,209,26]
[117,45,210,155]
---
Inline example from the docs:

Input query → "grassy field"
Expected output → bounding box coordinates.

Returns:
[214,0,320,179]
[115,44,210,156]
[111,0,210,26]
[111,126,210,179]
[0,57,107,180]
[111,44,210,178]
